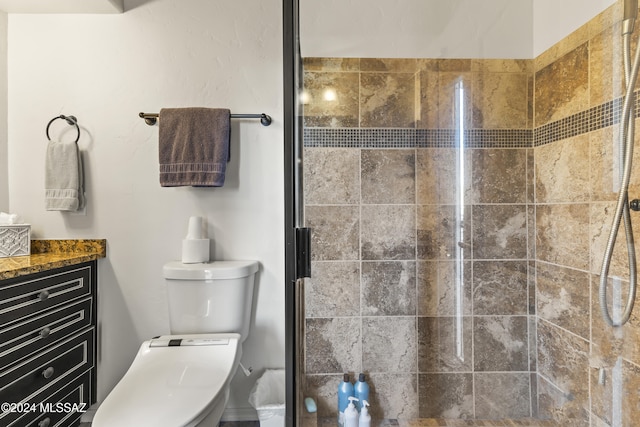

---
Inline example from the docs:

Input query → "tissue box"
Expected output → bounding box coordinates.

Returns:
[0,225,31,258]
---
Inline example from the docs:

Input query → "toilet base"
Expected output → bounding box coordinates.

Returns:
[194,387,229,427]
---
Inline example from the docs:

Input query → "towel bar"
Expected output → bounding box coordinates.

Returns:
[46,115,80,143]
[138,112,272,127]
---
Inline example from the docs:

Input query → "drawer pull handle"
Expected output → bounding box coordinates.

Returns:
[38,290,50,301]
[38,418,51,427]
[39,327,51,338]
[42,367,55,379]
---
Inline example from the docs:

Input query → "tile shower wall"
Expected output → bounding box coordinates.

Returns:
[302,58,536,420]
[302,3,640,425]
[534,3,640,426]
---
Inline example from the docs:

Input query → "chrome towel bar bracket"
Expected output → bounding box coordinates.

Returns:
[138,112,272,127]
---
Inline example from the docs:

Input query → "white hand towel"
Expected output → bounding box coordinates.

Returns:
[45,140,84,211]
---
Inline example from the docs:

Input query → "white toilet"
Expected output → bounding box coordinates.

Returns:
[93,260,259,427]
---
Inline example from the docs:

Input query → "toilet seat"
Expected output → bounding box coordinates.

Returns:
[92,333,241,427]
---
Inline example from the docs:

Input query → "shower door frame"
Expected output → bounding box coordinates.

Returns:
[283,0,303,426]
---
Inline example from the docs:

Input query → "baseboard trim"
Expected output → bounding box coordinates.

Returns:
[221,407,259,422]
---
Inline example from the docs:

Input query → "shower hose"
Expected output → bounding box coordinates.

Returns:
[599,22,640,327]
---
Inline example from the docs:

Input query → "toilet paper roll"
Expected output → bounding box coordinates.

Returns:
[182,239,210,264]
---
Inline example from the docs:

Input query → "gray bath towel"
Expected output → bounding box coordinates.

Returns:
[158,107,231,187]
[45,140,85,211]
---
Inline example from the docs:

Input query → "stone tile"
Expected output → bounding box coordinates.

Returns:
[591,121,640,204]
[416,148,471,205]
[471,149,527,204]
[589,201,640,277]
[622,360,640,426]
[417,261,472,317]
[361,149,416,204]
[529,317,537,372]
[304,374,343,418]
[473,261,528,316]
[536,262,590,340]
[474,373,531,419]
[418,316,473,373]
[418,373,474,418]
[527,206,536,261]
[472,205,527,260]
[526,149,534,204]
[418,205,471,261]
[362,317,416,372]
[471,59,531,74]
[303,57,360,72]
[360,72,416,128]
[591,274,640,367]
[535,135,590,203]
[361,205,416,260]
[537,375,589,427]
[418,71,473,130]
[362,261,416,316]
[303,71,359,127]
[472,72,529,129]
[306,205,359,261]
[474,316,528,372]
[361,58,418,73]
[589,126,617,203]
[530,372,538,418]
[304,148,360,205]
[536,203,589,270]
[305,261,360,318]
[367,373,419,420]
[536,320,589,414]
[534,43,589,126]
[305,317,361,374]
[528,261,536,315]
[589,24,624,107]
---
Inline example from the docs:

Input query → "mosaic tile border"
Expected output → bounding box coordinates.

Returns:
[303,91,640,148]
[303,128,532,148]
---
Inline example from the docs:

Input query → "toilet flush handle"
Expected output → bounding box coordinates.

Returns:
[239,362,253,377]
[38,418,51,427]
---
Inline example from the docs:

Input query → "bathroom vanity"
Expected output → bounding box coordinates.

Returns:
[0,240,106,427]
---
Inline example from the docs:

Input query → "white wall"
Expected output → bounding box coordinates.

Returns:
[7,0,283,419]
[300,0,534,58]
[300,0,616,59]
[533,0,616,57]
[0,11,7,212]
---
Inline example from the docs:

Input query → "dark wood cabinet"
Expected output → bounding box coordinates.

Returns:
[0,261,97,427]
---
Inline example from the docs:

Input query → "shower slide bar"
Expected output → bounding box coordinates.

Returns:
[138,112,272,127]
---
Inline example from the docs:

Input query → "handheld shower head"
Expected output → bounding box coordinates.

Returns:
[624,0,638,35]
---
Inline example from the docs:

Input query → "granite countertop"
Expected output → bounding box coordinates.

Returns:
[0,239,107,281]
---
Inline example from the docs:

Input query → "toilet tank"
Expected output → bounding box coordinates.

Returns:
[163,260,259,340]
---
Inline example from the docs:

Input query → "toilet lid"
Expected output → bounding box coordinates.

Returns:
[93,333,241,427]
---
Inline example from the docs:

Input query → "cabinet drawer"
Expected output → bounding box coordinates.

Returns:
[0,266,92,327]
[0,329,94,404]
[0,298,93,369]
[3,371,91,427]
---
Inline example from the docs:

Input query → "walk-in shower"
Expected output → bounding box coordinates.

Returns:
[599,0,640,327]
[286,0,640,425]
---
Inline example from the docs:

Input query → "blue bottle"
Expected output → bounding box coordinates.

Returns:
[337,373,354,427]
[354,373,370,412]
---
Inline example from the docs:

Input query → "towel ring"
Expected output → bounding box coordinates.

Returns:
[46,115,80,143]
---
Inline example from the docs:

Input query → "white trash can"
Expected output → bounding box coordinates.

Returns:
[248,369,286,427]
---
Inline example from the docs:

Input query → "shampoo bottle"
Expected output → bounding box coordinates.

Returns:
[338,373,354,427]
[344,396,359,427]
[359,400,371,427]
[354,373,369,412]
